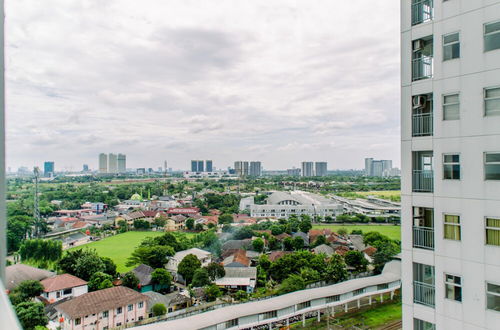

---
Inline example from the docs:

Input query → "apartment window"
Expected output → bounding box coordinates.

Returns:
[63,288,72,295]
[117,307,122,314]
[377,283,389,290]
[443,32,460,60]
[486,218,500,246]
[444,215,461,240]
[445,274,462,302]
[414,318,435,330]
[353,288,365,296]
[56,292,61,298]
[485,153,500,180]
[485,21,500,52]
[443,154,460,179]
[103,311,109,318]
[443,93,459,120]
[487,282,500,311]
[103,327,109,330]
[128,304,133,311]
[261,310,277,319]
[326,295,340,303]
[225,318,239,327]
[485,87,500,116]
[139,301,144,308]
[117,322,122,326]
[296,301,311,310]
[75,318,81,325]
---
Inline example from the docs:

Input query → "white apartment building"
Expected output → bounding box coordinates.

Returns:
[401,1,500,329]
[108,153,118,173]
[117,153,126,173]
[98,153,107,173]
[301,161,314,177]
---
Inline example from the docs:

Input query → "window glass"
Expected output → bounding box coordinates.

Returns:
[444,215,461,240]
[486,218,500,246]
[443,154,460,179]
[445,274,462,302]
[485,153,500,180]
[487,283,500,311]
[443,32,460,60]
[443,93,460,120]
[485,21,500,52]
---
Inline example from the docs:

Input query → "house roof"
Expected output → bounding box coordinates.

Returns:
[335,246,350,256]
[172,248,211,261]
[292,232,309,245]
[363,246,378,256]
[313,244,334,256]
[132,264,154,286]
[274,233,291,241]
[5,264,55,291]
[221,239,251,251]
[55,286,148,319]
[223,249,250,267]
[71,221,89,229]
[41,274,87,292]
[223,267,257,279]
[268,251,291,262]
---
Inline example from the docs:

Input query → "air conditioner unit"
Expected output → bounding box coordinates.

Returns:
[413,39,424,50]
[412,95,427,109]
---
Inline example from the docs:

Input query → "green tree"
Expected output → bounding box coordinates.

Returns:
[337,227,348,236]
[195,223,204,231]
[299,219,312,233]
[204,284,222,302]
[122,272,140,290]
[18,239,62,264]
[233,227,254,240]
[7,215,34,253]
[126,245,175,269]
[372,240,400,273]
[283,237,294,251]
[292,236,305,250]
[88,272,113,291]
[270,224,284,235]
[154,216,167,228]
[234,290,248,301]
[205,262,225,281]
[101,257,117,276]
[178,254,202,284]
[15,301,48,330]
[152,303,167,316]
[325,254,348,283]
[133,219,150,230]
[192,268,211,287]
[11,280,44,303]
[258,254,271,271]
[185,218,195,230]
[252,238,265,252]
[268,236,281,250]
[151,268,172,290]
[278,274,305,294]
[344,250,368,272]
[218,213,233,224]
[58,249,105,281]
[300,267,321,283]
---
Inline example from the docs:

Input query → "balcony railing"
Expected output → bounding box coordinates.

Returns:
[412,113,433,137]
[412,56,433,81]
[413,227,434,250]
[411,0,433,26]
[412,170,434,192]
[413,281,435,308]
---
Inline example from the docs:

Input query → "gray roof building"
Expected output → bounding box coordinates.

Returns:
[5,264,55,291]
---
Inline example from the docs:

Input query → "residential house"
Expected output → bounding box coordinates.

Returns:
[143,291,191,315]
[223,249,250,268]
[221,239,251,252]
[166,248,212,281]
[131,264,154,293]
[215,267,257,293]
[312,244,334,257]
[268,251,291,262]
[40,274,88,303]
[5,264,55,292]
[292,232,309,246]
[55,286,148,330]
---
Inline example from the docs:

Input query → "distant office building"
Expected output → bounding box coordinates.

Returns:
[108,153,118,173]
[206,160,213,172]
[234,161,250,177]
[191,160,204,172]
[117,154,126,173]
[249,161,262,177]
[99,153,108,173]
[136,168,145,175]
[301,162,314,177]
[44,161,55,177]
[287,168,301,176]
[82,164,89,172]
[315,162,328,177]
[364,158,394,177]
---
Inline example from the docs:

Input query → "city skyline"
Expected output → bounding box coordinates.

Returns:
[5,0,400,170]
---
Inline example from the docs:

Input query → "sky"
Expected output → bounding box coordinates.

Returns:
[5,0,400,171]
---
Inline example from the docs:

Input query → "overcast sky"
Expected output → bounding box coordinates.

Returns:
[5,0,400,171]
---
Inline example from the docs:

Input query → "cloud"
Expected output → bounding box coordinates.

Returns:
[5,0,400,170]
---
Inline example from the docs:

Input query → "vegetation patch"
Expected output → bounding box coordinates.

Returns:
[312,225,401,241]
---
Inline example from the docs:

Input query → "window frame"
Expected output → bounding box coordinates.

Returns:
[484,152,500,180]
[484,20,500,52]
[103,311,109,318]
[443,214,461,241]
[484,87,500,117]
[485,217,500,246]
[442,92,460,120]
[128,304,133,311]
[444,273,462,302]
[443,153,460,180]
[442,32,460,61]
[486,282,500,312]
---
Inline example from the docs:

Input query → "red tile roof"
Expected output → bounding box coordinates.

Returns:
[363,246,377,256]
[268,251,291,262]
[71,221,88,229]
[41,274,87,292]
[229,249,250,267]
[167,207,200,215]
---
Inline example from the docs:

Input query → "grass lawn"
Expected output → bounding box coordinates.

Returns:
[312,224,401,240]
[356,190,401,202]
[68,231,194,273]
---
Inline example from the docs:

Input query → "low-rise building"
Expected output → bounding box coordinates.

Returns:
[215,267,257,293]
[5,264,55,292]
[40,274,88,303]
[55,286,148,330]
[166,248,212,279]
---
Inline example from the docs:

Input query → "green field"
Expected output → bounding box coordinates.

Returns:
[69,231,166,273]
[312,224,401,240]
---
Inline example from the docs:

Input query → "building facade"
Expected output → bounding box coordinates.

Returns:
[234,161,249,177]
[44,161,54,177]
[118,153,126,173]
[191,160,204,172]
[315,162,328,177]
[108,153,118,173]
[402,1,500,329]
[287,168,301,176]
[364,158,394,177]
[301,162,314,177]
[98,153,107,173]
[249,161,262,177]
[206,160,213,172]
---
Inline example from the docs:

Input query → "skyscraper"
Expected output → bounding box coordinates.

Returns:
[301,162,314,177]
[234,161,249,177]
[98,153,107,173]
[117,154,126,173]
[249,161,262,177]
[364,158,374,176]
[43,161,54,177]
[191,160,204,172]
[82,164,89,172]
[402,1,500,329]
[206,160,213,172]
[314,162,328,177]
[108,153,118,173]
[364,158,393,177]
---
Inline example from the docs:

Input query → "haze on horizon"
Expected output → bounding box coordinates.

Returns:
[5,0,400,172]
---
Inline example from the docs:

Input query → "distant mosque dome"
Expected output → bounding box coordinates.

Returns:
[130,193,142,201]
